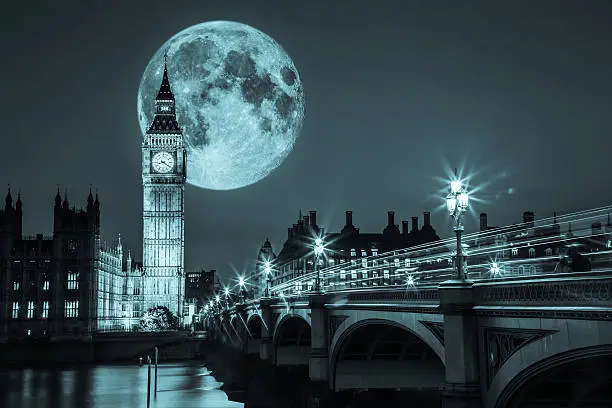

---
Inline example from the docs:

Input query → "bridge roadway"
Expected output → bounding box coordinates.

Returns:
[207,270,612,408]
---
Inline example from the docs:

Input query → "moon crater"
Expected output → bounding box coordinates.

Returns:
[137,21,305,190]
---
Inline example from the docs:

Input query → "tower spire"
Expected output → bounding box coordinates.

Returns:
[147,55,180,134]
[156,52,174,101]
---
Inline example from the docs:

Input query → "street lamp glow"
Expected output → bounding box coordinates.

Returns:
[204,305,209,312]
[215,295,220,303]
[313,236,325,291]
[446,168,470,280]
[406,275,415,286]
[490,262,501,276]
[458,192,469,209]
[209,300,213,307]
[224,287,229,296]
[238,276,245,287]
[451,179,462,194]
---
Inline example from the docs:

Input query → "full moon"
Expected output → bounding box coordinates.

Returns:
[137,21,305,190]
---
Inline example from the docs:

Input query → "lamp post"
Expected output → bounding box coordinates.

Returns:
[224,287,230,309]
[446,170,470,280]
[263,261,272,298]
[238,276,246,303]
[313,237,325,292]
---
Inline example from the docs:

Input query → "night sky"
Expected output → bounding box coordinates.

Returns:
[1,1,611,281]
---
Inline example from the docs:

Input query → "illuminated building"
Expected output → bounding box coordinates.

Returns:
[0,189,100,339]
[184,269,216,323]
[141,57,186,318]
[249,239,276,298]
[96,237,143,331]
[271,210,441,289]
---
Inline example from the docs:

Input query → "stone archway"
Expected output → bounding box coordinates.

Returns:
[496,345,612,408]
[273,315,311,366]
[330,319,445,392]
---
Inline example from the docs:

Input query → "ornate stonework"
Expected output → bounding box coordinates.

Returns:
[328,315,349,345]
[484,326,557,387]
[420,320,445,345]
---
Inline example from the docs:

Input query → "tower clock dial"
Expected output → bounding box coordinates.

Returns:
[152,151,175,173]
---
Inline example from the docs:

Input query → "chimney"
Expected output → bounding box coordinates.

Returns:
[523,211,535,227]
[309,210,317,228]
[592,222,603,235]
[345,211,353,226]
[480,213,488,232]
[423,211,431,227]
[402,221,409,235]
[411,216,418,232]
[387,211,395,227]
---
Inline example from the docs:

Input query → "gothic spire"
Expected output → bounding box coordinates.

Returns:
[5,187,12,209]
[88,185,94,202]
[16,191,22,211]
[156,53,175,101]
[148,54,181,134]
[55,186,62,207]
[63,189,69,209]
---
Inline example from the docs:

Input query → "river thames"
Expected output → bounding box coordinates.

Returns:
[0,362,244,408]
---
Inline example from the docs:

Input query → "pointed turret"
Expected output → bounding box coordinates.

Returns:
[87,186,94,210]
[127,249,132,273]
[55,186,62,208]
[156,54,175,101]
[5,187,13,211]
[147,54,181,134]
[62,190,69,210]
[117,233,122,251]
[16,191,22,211]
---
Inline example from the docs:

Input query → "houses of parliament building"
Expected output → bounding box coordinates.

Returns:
[0,59,186,340]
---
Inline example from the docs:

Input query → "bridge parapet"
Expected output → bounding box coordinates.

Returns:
[474,270,612,308]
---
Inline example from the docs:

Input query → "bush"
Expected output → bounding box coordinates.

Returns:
[139,306,179,332]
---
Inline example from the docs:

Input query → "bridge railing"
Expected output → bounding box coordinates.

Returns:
[269,205,612,298]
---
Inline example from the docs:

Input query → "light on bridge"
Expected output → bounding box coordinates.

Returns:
[490,262,501,276]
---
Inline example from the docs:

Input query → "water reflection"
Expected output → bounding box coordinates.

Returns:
[0,362,243,408]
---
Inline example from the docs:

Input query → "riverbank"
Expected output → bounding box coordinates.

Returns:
[0,333,203,367]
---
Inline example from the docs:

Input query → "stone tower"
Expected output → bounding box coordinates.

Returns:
[142,56,186,318]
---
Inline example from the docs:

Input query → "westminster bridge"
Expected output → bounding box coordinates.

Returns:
[206,208,612,408]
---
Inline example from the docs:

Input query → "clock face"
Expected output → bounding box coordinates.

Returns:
[152,152,175,173]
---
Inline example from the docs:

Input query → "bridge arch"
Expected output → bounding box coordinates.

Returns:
[329,311,445,366]
[273,313,312,366]
[484,318,612,408]
[330,318,445,391]
[495,345,612,408]
[246,313,264,339]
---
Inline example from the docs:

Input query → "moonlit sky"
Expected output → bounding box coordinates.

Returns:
[1,1,611,282]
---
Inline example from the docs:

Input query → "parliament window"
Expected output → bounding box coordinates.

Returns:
[67,272,79,290]
[65,300,79,318]
[42,301,49,319]
[12,302,19,319]
[43,280,50,291]
[511,248,518,256]
[13,281,19,291]
[27,301,34,319]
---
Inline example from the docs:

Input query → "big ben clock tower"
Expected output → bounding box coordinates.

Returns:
[142,56,186,318]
